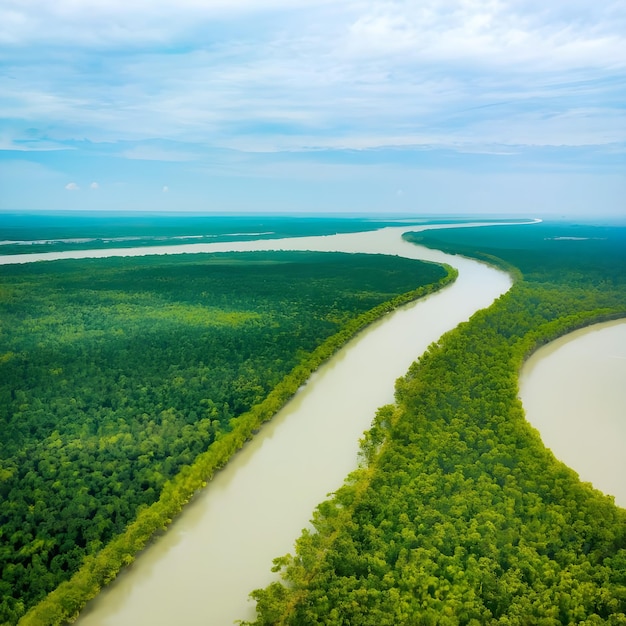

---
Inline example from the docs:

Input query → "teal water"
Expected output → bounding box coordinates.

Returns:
[0,213,512,256]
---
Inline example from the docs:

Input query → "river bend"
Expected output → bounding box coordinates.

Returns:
[519,320,626,508]
[21,224,501,625]
[6,223,621,623]
[5,223,621,623]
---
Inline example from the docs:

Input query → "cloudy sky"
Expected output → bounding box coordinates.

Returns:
[0,0,624,216]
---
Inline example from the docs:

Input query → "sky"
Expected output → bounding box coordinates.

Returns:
[0,0,624,217]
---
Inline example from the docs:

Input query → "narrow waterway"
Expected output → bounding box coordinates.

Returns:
[47,224,512,626]
[519,320,626,508]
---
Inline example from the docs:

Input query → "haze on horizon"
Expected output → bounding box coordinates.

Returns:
[0,1,624,218]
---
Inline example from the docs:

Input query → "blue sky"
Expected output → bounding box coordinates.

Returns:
[0,0,624,216]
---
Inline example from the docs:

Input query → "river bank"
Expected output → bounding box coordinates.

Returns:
[519,319,626,507]
[9,219,621,625]
[64,224,512,625]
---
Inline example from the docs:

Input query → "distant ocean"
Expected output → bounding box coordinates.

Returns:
[0,212,484,256]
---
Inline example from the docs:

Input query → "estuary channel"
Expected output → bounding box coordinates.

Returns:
[6,223,618,624]
[65,224,512,625]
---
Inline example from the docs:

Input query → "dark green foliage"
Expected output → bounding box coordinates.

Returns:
[0,250,450,625]
[406,221,626,287]
[248,223,626,625]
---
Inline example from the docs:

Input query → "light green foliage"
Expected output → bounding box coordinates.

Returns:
[247,223,626,625]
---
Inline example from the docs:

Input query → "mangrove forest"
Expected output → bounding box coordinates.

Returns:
[0,249,452,625]
[247,222,626,625]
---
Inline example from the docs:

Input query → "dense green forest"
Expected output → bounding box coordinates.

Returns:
[247,222,626,625]
[0,250,452,625]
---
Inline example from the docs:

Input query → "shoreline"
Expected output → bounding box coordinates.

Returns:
[519,319,626,507]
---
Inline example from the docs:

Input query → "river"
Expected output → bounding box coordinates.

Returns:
[519,320,626,508]
[4,222,618,624]
[31,223,506,626]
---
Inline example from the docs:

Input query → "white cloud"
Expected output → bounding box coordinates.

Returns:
[65,182,79,190]
[0,0,332,47]
[342,1,626,71]
[0,0,624,158]
[90,181,99,189]
[347,13,418,56]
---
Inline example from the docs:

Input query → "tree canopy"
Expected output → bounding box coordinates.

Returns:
[0,249,451,625]
[247,222,626,625]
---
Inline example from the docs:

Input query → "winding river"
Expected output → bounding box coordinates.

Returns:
[2,222,620,624]
[519,320,626,508]
[2,223,510,625]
